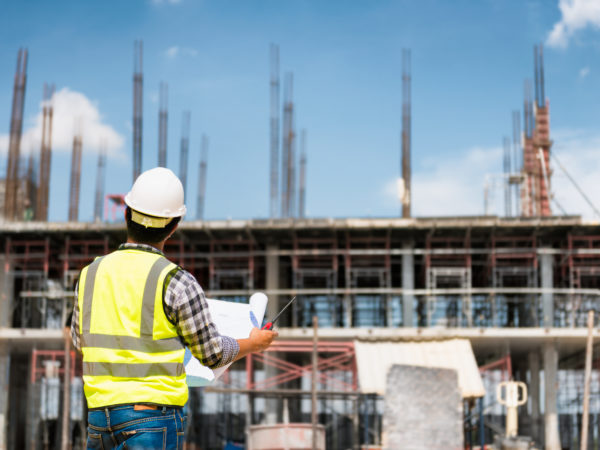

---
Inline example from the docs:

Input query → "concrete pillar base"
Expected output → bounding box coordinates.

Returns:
[543,342,560,450]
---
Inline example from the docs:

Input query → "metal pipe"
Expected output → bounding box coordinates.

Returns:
[312,315,318,450]
[580,310,594,450]
[61,331,71,450]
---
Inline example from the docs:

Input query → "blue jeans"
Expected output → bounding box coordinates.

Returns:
[86,405,187,449]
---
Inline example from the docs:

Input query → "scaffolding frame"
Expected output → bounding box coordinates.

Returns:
[345,232,392,328]
[292,234,339,327]
[424,234,472,327]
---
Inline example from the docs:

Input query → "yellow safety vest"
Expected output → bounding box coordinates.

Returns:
[77,248,187,408]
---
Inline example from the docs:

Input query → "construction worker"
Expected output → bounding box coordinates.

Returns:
[70,167,277,449]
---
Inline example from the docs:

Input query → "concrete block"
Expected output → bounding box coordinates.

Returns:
[383,364,463,450]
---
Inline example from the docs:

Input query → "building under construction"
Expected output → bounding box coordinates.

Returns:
[1,40,599,449]
[1,216,600,449]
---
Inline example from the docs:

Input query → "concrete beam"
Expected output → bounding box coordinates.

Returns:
[277,327,596,357]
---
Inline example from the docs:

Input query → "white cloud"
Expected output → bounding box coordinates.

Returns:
[580,66,590,78]
[382,145,503,217]
[165,46,180,58]
[0,87,124,159]
[416,146,503,216]
[547,0,600,48]
[164,46,198,59]
[382,130,600,220]
[551,129,600,219]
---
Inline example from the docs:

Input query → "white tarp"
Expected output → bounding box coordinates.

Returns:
[354,338,485,398]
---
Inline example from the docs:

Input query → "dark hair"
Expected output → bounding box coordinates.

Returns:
[125,207,181,245]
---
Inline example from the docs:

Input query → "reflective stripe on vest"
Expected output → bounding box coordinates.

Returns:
[79,250,186,408]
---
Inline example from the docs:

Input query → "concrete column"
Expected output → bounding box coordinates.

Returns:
[0,349,8,450]
[402,243,415,327]
[0,257,13,328]
[543,342,560,450]
[265,244,279,424]
[529,350,540,444]
[539,250,554,328]
[0,256,12,450]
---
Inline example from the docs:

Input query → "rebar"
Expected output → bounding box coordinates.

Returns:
[179,110,191,193]
[133,40,143,182]
[401,48,411,218]
[5,48,28,221]
[36,83,54,222]
[158,82,168,167]
[299,129,306,218]
[281,72,294,218]
[197,134,208,220]
[270,44,280,218]
[68,127,83,222]
[94,141,107,222]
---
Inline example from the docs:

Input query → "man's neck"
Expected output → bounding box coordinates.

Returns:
[126,238,165,252]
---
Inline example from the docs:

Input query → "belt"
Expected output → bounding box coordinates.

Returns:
[89,403,182,411]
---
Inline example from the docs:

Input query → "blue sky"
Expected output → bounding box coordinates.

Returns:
[1,0,600,222]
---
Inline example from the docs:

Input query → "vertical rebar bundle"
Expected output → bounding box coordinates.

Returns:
[533,44,551,217]
[512,111,521,214]
[36,83,54,222]
[68,128,83,222]
[521,80,535,216]
[179,111,191,194]
[197,134,208,220]
[281,72,294,218]
[503,136,511,216]
[24,150,36,221]
[401,48,412,218]
[94,141,107,222]
[158,82,168,167]
[269,44,280,218]
[299,129,306,218]
[4,48,28,221]
[133,40,143,182]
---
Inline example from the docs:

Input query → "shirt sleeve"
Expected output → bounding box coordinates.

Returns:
[163,269,239,368]
[70,282,81,352]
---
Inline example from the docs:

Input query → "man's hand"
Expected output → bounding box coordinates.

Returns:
[249,327,278,352]
[235,327,278,361]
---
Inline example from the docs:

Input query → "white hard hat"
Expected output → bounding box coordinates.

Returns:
[124,167,187,219]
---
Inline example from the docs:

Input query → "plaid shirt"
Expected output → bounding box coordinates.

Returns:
[70,243,239,369]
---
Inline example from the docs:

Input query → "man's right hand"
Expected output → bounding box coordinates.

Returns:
[235,327,278,361]
[249,327,278,352]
